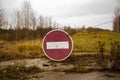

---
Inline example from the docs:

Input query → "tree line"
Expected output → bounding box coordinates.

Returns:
[113,8,120,33]
[0,1,60,29]
[0,0,120,41]
[0,0,60,41]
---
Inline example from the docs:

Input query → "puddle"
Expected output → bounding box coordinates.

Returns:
[0,58,73,71]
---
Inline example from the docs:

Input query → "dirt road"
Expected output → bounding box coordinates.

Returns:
[28,71,120,80]
[0,58,73,71]
[0,58,120,80]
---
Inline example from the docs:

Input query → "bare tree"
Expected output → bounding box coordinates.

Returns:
[13,10,22,29]
[38,16,45,28]
[21,0,34,29]
[53,21,59,29]
[30,13,36,39]
[30,13,36,30]
[12,10,22,40]
[0,7,6,29]
[48,16,52,28]
[13,0,36,30]
[113,8,120,32]
[44,17,48,28]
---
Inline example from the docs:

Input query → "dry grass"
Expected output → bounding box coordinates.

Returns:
[0,39,43,61]
[0,63,43,80]
[72,32,120,53]
[0,31,120,60]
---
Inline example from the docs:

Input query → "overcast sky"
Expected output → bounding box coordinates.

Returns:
[0,0,120,30]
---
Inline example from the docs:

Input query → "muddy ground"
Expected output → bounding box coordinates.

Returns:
[0,55,120,80]
[28,71,120,80]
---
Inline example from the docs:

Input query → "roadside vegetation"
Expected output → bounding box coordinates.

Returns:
[0,63,43,80]
[0,31,120,61]
[0,30,120,79]
[73,31,120,53]
[0,39,43,61]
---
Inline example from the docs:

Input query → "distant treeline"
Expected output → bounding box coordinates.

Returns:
[0,0,120,41]
[0,27,52,41]
[0,27,110,41]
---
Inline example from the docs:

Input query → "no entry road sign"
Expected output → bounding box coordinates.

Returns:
[42,29,73,61]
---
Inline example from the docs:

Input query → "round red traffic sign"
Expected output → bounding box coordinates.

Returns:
[42,29,73,61]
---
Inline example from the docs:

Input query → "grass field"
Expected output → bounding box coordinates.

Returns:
[0,40,43,60]
[0,31,120,60]
[73,31,120,52]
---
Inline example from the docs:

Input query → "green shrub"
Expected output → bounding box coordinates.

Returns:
[110,41,120,70]
[0,63,43,80]
[96,41,106,67]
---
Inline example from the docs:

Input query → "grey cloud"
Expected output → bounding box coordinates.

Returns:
[59,0,119,18]
[117,0,120,3]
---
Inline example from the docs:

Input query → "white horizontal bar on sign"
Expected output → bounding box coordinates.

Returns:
[46,41,69,49]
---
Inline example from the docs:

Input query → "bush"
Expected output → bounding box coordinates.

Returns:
[109,41,120,70]
[96,41,106,67]
[0,63,43,80]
